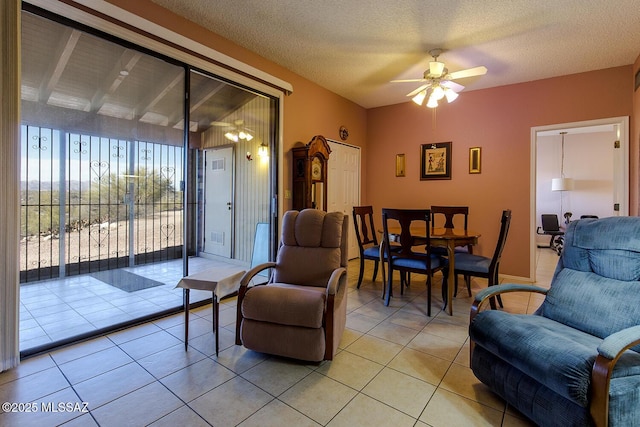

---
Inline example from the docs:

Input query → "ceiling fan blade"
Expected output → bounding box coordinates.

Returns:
[390,78,426,83]
[406,84,431,97]
[441,80,465,92]
[447,66,487,80]
[210,121,232,127]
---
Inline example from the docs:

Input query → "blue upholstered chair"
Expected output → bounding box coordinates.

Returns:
[469,217,640,427]
[442,209,511,307]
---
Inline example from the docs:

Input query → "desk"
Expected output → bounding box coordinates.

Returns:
[381,226,480,315]
[176,267,245,355]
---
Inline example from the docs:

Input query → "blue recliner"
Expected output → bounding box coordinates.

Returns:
[470,217,640,427]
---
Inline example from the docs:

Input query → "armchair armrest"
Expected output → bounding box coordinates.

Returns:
[471,284,548,321]
[236,261,276,346]
[239,262,276,288]
[326,267,347,296]
[591,325,640,427]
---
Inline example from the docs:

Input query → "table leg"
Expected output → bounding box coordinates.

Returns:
[380,240,392,305]
[184,289,190,351]
[214,294,219,357]
[444,242,455,315]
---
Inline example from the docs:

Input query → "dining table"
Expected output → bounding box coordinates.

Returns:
[380,226,481,315]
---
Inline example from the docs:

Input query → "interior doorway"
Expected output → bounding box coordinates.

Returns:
[530,116,629,280]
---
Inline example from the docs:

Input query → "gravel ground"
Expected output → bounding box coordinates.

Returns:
[20,211,183,273]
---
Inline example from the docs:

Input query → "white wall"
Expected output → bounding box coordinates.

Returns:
[536,130,615,244]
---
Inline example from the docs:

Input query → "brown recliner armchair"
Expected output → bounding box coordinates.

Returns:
[235,209,348,362]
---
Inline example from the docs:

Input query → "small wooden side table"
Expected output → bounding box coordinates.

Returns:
[176,268,245,356]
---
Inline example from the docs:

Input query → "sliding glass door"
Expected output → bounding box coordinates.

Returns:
[19,5,278,354]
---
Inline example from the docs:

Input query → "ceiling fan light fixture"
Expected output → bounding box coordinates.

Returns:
[238,131,253,141]
[225,129,254,142]
[224,132,239,142]
[411,90,427,106]
[426,95,439,108]
[429,61,445,76]
[431,85,445,101]
[444,88,459,103]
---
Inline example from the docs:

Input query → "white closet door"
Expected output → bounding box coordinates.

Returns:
[327,140,361,260]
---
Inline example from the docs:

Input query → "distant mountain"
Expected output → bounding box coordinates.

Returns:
[21,180,90,192]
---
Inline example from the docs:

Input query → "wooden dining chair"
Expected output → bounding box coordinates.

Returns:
[443,209,512,309]
[430,205,472,253]
[431,205,473,291]
[352,206,382,288]
[381,208,447,316]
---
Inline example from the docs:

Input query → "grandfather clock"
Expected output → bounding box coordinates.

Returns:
[291,135,331,211]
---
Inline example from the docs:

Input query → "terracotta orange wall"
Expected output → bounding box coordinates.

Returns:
[103,0,369,206]
[367,66,634,278]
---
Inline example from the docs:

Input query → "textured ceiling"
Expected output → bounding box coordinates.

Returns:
[151,0,640,109]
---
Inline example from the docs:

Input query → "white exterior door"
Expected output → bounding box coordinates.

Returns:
[327,140,361,260]
[203,147,234,257]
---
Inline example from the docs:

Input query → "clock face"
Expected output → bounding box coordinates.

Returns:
[311,157,322,180]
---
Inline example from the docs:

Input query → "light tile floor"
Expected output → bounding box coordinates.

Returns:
[19,257,236,351]
[1,249,561,426]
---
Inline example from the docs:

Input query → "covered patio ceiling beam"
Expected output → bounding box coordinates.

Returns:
[38,28,81,103]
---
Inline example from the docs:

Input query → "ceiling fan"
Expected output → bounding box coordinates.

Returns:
[210,119,254,141]
[391,49,487,108]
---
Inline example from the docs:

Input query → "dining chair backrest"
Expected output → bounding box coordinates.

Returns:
[489,209,512,273]
[381,208,431,259]
[353,206,378,250]
[431,206,469,229]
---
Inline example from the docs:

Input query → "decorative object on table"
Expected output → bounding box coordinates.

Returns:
[339,125,349,141]
[235,209,348,362]
[469,216,640,427]
[469,147,481,174]
[420,141,452,180]
[291,135,331,211]
[395,154,406,177]
[390,48,487,109]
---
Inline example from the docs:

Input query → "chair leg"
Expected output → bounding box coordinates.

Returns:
[426,275,432,317]
[372,260,379,282]
[489,275,503,308]
[453,274,458,297]
[384,267,393,305]
[357,257,365,288]
[441,270,448,303]
[465,275,472,296]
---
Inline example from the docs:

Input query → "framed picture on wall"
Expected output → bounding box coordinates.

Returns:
[469,147,481,174]
[395,154,406,177]
[420,142,452,180]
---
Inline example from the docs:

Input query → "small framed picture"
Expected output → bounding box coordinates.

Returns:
[395,154,406,177]
[469,147,481,174]
[420,142,451,180]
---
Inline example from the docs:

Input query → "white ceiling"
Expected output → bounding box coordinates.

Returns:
[150,0,640,109]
